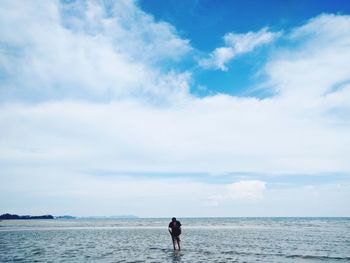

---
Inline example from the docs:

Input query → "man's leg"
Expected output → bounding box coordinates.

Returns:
[172,238,176,250]
[176,237,181,250]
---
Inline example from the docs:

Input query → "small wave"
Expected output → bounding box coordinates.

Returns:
[31,248,44,256]
[221,250,350,261]
[286,254,350,261]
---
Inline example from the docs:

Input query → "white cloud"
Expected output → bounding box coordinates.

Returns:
[200,47,234,72]
[0,166,224,217]
[264,15,350,100]
[3,167,348,217]
[1,4,350,216]
[199,27,280,71]
[1,94,348,175]
[1,12,350,176]
[207,180,266,206]
[0,0,191,103]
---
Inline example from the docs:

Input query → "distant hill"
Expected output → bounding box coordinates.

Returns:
[0,213,139,220]
[0,213,54,220]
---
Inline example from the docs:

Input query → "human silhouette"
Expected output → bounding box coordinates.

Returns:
[168,217,182,250]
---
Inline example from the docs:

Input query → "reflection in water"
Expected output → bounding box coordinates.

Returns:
[171,250,182,262]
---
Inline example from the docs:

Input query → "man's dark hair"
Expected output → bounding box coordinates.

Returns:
[172,217,176,221]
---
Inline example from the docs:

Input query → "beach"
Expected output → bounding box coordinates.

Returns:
[1,217,349,262]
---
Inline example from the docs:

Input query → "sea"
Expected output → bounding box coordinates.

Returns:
[0,217,349,262]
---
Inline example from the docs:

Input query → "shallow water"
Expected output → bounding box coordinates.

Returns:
[1,218,349,262]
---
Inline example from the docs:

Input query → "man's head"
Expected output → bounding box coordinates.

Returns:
[172,217,176,222]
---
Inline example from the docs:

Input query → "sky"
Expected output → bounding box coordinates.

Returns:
[1,0,350,217]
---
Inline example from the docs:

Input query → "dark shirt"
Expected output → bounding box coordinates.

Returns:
[168,220,182,236]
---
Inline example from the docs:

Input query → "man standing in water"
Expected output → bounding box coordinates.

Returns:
[168,217,182,250]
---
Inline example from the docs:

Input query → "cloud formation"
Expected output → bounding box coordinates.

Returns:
[1,12,350,175]
[207,180,266,206]
[199,28,280,71]
[0,0,191,103]
[1,0,350,217]
[265,14,350,100]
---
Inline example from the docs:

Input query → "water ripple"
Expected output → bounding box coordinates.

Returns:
[1,218,349,262]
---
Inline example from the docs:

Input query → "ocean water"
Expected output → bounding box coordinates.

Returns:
[0,218,349,262]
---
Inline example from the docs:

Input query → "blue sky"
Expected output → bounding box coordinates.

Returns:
[1,0,350,217]
[140,0,350,97]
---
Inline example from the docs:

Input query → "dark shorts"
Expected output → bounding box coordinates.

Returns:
[172,235,180,241]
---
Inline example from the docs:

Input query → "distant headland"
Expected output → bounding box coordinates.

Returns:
[0,213,54,220]
[0,213,139,220]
